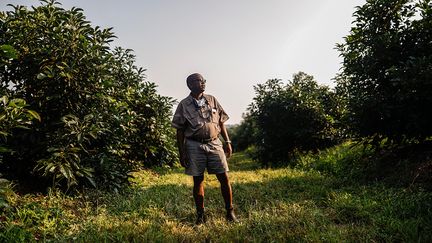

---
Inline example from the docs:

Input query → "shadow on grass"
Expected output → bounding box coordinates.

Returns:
[71,174,430,242]
[63,153,432,242]
[65,173,346,242]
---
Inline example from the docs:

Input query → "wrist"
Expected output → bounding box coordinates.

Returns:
[225,140,231,144]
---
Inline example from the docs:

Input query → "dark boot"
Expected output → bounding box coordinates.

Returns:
[226,208,238,223]
[196,210,206,225]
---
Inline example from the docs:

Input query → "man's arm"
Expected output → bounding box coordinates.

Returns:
[176,129,189,167]
[219,121,232,159]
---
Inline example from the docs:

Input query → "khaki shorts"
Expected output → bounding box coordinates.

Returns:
[185,138,229,176]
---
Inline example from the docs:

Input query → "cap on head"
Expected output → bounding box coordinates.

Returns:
[186,73,204,87]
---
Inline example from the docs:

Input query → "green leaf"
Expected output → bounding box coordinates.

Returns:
[27,110,41,121]
[0,45,18,59]
[37,73,47,80]
[0,131,10,137]
[0,146,12,153]
[9,98,26,107]
[47,164,56,173]
[59,165,69,179]
[86,177,96,187]
[1,96,8,105]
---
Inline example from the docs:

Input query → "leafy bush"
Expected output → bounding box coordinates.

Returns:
[295,139,432,189]
[0,0,176,191]
[227,113,258,152]
[337,0,432,142]
[0,96,40,208]
[248,72,343,167]
[294,141,375,181]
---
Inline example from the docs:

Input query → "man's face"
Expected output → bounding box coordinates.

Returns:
[189,78,206,94]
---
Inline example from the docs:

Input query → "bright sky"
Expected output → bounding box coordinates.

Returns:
[2,0,365,124]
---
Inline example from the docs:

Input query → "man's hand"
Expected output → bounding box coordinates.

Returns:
[225,142,232,159]
[219,122,232,159]
[180,150,190,168]
[176,129,189,168]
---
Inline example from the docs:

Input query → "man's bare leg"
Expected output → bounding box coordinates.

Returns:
[216,172,238,222]
[193,175,206,224]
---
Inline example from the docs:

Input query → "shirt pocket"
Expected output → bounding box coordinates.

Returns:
[186,112,200,128]
[211,107,219,123]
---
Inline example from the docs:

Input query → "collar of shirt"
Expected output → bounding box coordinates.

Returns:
[194,97,206,107]
[189,93,209,109]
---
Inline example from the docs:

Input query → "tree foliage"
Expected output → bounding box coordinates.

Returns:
[248,72,342,166]
[0,44,40,206]
[227,113,257,152]
[0,0,176,191]
[337,0,432,142]
[0,95,40,207]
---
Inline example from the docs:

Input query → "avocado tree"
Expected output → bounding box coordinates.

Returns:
[337,0,432,143]
[0,0,176,191]
[249,72,341,166]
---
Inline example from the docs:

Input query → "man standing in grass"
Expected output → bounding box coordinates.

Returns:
[172,73,238,225]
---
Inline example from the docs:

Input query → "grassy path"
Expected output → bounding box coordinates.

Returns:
[1,152,431,242]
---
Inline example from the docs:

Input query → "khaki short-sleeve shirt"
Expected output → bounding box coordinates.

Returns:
[172,94,229,139]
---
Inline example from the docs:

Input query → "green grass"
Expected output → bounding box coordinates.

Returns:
[1,151,431,242]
